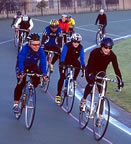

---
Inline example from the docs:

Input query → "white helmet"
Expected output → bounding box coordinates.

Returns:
[71,33,82,42]
[100,9,104,13]
[62,14,67,18]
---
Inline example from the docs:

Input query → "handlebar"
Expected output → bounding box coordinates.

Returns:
[96,76,121,92]
[44,50,60,55]
[16,29,29,32]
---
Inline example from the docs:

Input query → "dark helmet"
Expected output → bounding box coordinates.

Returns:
[101,37,114,48]
[27,33,40,41]
[67,14,72,18]
[17,10,22,16]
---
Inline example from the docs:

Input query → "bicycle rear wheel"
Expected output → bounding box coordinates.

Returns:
[42,64,51,93]
[63,79,75,113]
[14,33,19,47]
[93,97,110,141]
[25,86,36,129]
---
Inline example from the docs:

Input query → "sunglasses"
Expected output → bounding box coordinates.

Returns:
[31,43,40,46]
[104,46,112,49]
[72,40,80,43]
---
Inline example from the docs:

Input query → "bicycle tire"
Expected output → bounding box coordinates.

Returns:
[25,86,36,129]
[63,79,75,113]
[96,31,102,45]
[15,97,24,120]
[42,64,51,93]
[93,97,110,141]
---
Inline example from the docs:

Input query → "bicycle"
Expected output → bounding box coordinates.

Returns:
[58,65,76,113]
[79,72,121,141]
[14,28,19,47]
[40,50,59,93]
[14,73,43,129]
[96,24,105,45]
[18,29,28,52]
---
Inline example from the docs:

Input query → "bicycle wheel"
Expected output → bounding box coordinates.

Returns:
[14,33,19,47]
[63,79,75,113]
[79,106,90,129]
[93,97,110,141]
[42,64,51,93]
[15,97,24,120]
[25,86,36,129]
[96,31,102,45]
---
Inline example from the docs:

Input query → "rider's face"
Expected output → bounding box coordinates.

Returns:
[30,41,40,52]
[50,26,58,32]
[72,41,80,48]
[102,46,112,55]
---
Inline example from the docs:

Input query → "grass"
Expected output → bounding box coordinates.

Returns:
[106,38,131,113]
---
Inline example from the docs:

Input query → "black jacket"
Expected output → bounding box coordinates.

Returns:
[86,48,122,80]
[95,14,107,26]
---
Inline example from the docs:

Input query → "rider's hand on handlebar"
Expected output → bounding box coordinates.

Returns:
[43,75,49,82]
[17,72,25,79]
[27,29,30,32]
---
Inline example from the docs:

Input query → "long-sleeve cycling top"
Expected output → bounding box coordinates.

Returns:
[14,16,34,30]
[58,19,69,33]
[95,14,107,25]
[16,44,47,75]
[86,47,122,80]
[68,18,75,28]
[60,42,85,66]
[41,26,62,48]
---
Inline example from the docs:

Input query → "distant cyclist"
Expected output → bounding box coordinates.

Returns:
[80,37,124,112]
[95,9,107,36]
[55,33,85,104]
[13,33,47,113]
[14,14,34,40]
[58,14,69,43]
[67,14,75,37]
[41,19,62,72]
[11,10,22,28]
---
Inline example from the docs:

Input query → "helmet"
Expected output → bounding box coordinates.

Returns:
[67,14,72,18]
[27,33,40,41]
[23,15,29,21]
[100,9,104,13]
[50,19,58,28]
[62,14,67,18]
[71,33,82,42]
[17,10,22,16]
[101,37,114,47]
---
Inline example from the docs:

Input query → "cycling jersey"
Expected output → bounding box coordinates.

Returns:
[15,16,34,30]
[41,26,62,48]
[86,47,122,79]
[68,18,75,28]
[95,14,107,25]
[58,19,69,33]
[61,42,85,66]
[16,44,47,75]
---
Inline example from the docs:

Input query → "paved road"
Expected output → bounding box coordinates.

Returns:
[0,11,131,144]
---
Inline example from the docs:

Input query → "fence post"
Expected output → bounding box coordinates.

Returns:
[101,0,106,9]
[57,0,60,15]
[123,0,125,10]
[74,0,76,13]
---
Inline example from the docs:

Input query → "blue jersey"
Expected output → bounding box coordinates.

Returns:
[41,26,62,47]
[16,44,47,75]
[61,42,85,66]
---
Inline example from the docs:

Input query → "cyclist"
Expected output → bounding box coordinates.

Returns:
[12,33,47,113]
[67,14,75,37]
[80,37,124,114]
[14,14,34,40]
[58,14,69,43]
[11,10,22,28]
[95,9,107,36]
[55,33,85,104]
[41,19,62,72]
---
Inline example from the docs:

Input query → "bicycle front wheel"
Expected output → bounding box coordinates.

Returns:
[93,97,110,141]
[96,31,102,45]
[64,79,75,113]
[25,87,36,129]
